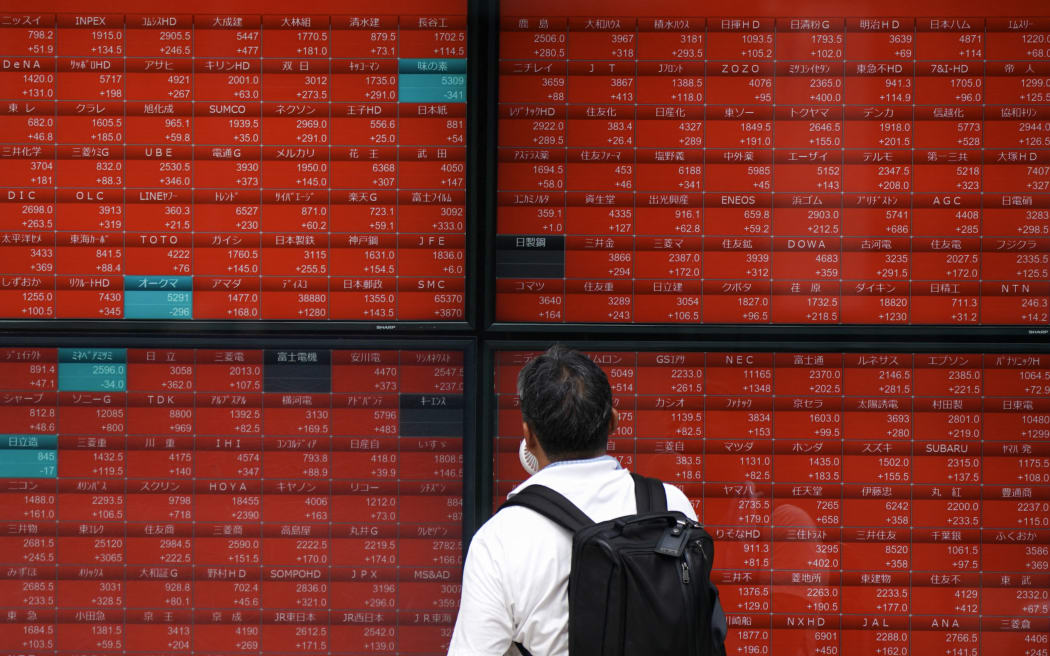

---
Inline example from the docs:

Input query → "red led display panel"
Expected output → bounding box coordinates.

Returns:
[0,346,465,655]
[495,0,1050,325]
[0,0,466,322]
[493,349,1050,654]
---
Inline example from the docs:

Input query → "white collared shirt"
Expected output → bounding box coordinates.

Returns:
[448,456,698,656]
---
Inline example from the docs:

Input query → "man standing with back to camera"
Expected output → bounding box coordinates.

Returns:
[448,345,725,656]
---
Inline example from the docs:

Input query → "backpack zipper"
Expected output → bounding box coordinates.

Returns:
[681,552,698,654]
[687,544,709,656]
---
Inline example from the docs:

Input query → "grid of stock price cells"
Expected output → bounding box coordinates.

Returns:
[495,2,1050,325]
[0,1,467,321]
[494,349,1050,656]
[0,346,466,655]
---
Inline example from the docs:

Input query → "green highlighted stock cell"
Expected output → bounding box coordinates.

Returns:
[0,434,58,478]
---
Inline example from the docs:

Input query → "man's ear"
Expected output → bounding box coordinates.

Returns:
[522,421,551,469]
[522,421,540,452]
[609,408,619,435]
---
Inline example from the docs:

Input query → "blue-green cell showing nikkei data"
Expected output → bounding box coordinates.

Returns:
[398,59,466,102]
[57,348,127,391]
[124,276,193,319]
[0,435,58,478]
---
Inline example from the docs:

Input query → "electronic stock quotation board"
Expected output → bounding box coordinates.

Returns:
[491,345,1050,656]
[2,1,1050,656]
[0,0,468,323]
[0,341,471,655]
[492,0,1050,328]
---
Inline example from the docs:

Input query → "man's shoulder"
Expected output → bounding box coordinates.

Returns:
[472,503,568,552]
[661,481,698,520]
[487,472,696,530]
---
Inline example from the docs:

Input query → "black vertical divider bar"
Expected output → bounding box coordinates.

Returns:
[463,337,483,548]
[472,338,496,541]
[477,0,499,331]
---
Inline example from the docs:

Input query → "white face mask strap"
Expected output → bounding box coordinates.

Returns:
[519,438,540,475]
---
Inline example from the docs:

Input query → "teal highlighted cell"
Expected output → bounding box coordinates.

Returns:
[58,348,126,363]
[398,58,467,74]
[58,364,126,392]
[125,275,193,291]
[59,348,127,391]
[123,276,193,319]
[125,291,193,319]
[0,449,57,478]
[1,434,58,449]
[399,73,466,103]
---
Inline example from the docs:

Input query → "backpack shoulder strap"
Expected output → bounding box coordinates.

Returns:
[499,484,595,533]
[631,472,668,513]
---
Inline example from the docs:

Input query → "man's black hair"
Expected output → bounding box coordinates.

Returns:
[517,344,613,460]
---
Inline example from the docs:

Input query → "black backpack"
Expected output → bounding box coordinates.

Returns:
[500,472,727,656]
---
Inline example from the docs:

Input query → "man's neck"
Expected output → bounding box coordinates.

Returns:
[543,453,618,470]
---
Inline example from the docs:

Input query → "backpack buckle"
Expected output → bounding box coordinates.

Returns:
[656,520,690,557]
